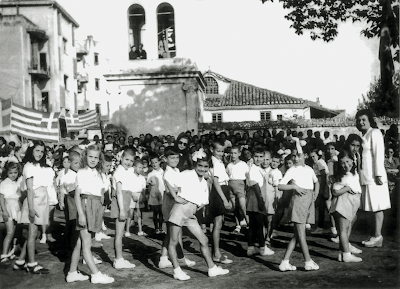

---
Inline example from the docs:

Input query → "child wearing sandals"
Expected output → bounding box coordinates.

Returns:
[147,154,165,234]
[110,148,137,269]
[168,149,229,280]
[159,146,195,269]
[209,139,234,264]
[14,141,51,274]
[73,145,114,284]
[329,149,363,262]
[0,162,23,262]
[278,152,320,272]
[227,145,249,234]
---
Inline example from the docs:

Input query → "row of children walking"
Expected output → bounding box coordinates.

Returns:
[0,132,380,283]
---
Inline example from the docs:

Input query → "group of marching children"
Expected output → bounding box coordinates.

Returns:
[0,131,367,283]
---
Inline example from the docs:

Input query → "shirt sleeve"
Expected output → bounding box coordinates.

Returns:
[311,168,318,183]
[23,163,34,179]
[371,129,386,177]
[332,182,344,191]
[279,167,293,185]
[271,170,283,186]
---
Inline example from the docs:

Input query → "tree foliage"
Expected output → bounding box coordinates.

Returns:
[262,0,399,61]
[358,70,399,117]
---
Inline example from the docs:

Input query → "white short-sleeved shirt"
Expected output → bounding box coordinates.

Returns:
[164,165,181,192]
[113,165,134,191]
[248,164,265,188]
[313,159,329,176]
[178,169,209,207]
[0,177,23,199]
[23,162,52,190]
[211,156,229,184]
[56,168,68,186]
[147,168,165,194]
[279,165,317,190]
[42,167,55,187]
[333,172,361,194]
[268,167,283,187]
[60,170,77,193]
[76,167,105,196]
[226,161,249,181]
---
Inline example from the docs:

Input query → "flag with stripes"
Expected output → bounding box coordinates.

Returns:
[65,110,98,132]
[0,98,60,142]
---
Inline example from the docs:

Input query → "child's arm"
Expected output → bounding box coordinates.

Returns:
[332,186,355,197]
[213,176,232,210]
[278,182,308,196]
[164,179,187,204]
[313,180,320,201]
[26,178,38,223]
[250,183,265,212]
[58,183,66,210]
[0,194,8,222]
[74,185,86,227]
[116,182,126,221]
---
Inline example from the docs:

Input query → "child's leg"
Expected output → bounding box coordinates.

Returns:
[152,206,159,231]
[157,206,163,231]
[114,219,125,260]
[230,195,240,228]
[238,197,249,225]
[80,229,98,274]
[125,209,133,233]
[27,223,38,263]
[316,197,325,229]
[168,223,181,269]
[177,229,185,259]
[282,234,297,261]
[68,235,81,273]
[2,220,16,256]
[47,205,56,240]
[212,215,223,258]
[136,208,143,232]
[294,223,311,262]
[247,212,255,247]
[161,226,170,258]
[17,241,27,262]
[254,213,265,247]
[325,199,336,232]
[187,224,215,269]
[264,214,273,242]
[336,214,351,253]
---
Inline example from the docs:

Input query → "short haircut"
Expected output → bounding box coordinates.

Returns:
[149,154,159,161]
[231,145,241,152]
[253,145,265,155]
[271,153,281,160]
[212,138,225,148]
[104,155,113,162]
[134,159,143,166]
[69,151,81,161]
[164,146,180,157]
[122,148,136,157]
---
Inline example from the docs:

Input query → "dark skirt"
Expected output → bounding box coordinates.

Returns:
[208,185,231,218]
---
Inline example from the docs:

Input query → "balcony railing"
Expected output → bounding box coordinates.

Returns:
[28,64,50,79]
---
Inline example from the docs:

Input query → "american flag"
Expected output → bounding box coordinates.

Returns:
[64,110,98,132]
[0,98,60,142]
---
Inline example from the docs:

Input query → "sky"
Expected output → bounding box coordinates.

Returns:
[57,0,386,116]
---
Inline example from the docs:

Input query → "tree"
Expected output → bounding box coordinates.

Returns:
[358,70,399,117]
[262,0,399,114]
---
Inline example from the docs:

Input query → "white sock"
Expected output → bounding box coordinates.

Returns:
[91,271,101,276]
[343,252,351,257]
[27,262,38,267]
[15,260,25,265]
[305,260,314,266]
[68,271,77,275]
[160,256,169,262]
[173,266,182,273]
[281,260,289,265]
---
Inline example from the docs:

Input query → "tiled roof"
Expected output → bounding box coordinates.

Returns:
[204,71,305,109]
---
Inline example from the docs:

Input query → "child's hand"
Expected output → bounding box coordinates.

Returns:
[223,199,232,210]
[374,176,383,185]
[78,215,87,227]
[29,209,39,223]
[293,184,307,196]
[257,200,265,212]
[119,211,127,221]
[2,212,9,222]
[174,196,188,204]
[345,186,356,194]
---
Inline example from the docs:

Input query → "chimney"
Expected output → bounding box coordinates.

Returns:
[316,97,320,106]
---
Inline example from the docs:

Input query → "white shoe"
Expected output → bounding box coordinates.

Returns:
[331,227,338,235]
[208,265,229,277]
[279,261,297,272]
[137,231,148,237]
[239,219,247,227]
[349,243,362,254]
[178,257,196,267]
[246,246,258,257]
[260,246,275,256]
[270,231,278,239]
[66,271,89,283]
[361,236,373,244]
[91,272,114,284]
[113,258,136,269]
[124,231,131,237]
[304,260,319,271]
[173,268,190,281]
[102,222,107,231]
[83,256,102,265]
[39,234,47,244]
[305,224,311,230]
[95,232,111,241]
[312,227,324,235]
[339,252,362,262]
[158,257,173,269]
[330,236,340,244]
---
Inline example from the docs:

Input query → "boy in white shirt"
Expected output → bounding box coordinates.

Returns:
[227,145,249,234]
[147,155,165,234]
[278,152,320,272]
[168,149,229,280]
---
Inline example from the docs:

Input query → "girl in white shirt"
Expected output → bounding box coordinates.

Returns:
[74,145,114,284]
[0,162,23,262]
[16,141,50,274]
[330,149,363,262]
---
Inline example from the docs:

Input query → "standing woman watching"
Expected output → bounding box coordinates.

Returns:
[175,133,192,172]
[355,109,391,247]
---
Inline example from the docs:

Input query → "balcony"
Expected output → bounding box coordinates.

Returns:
[28,64,50,79]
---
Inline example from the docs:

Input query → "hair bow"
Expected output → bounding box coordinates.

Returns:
[277,149,284,155]
[62,152,69,158]
[28,141,34,148]
[192,148,206,162]
[300,140,307,147]
[318,150,323,156]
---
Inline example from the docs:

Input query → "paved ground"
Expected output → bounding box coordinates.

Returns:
[0,201,399,289]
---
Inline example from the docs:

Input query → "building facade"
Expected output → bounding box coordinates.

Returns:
[0,0,79,113]
[202,71,342,124]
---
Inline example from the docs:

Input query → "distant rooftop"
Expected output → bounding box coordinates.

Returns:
[0,0,79,27]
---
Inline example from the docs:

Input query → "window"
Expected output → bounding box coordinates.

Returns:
[40,53,47,71]
[64,75,68,90]
[212,113,222,123]
[157,3,176,58]
[128,4,145,59]
[260,111,271,121]
[277,115,283,121]
[205,77,218,94]
[63,38,67,54]
[94,53,99,65]
[95,78,100,90]
[41,92,49,112]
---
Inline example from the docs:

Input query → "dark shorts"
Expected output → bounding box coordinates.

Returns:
[110,190,132,219]
[287,189,315,224]
[208,185,231,218]
[76,195,103,233]
[168,202,199,227]
[229,180,246,199]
